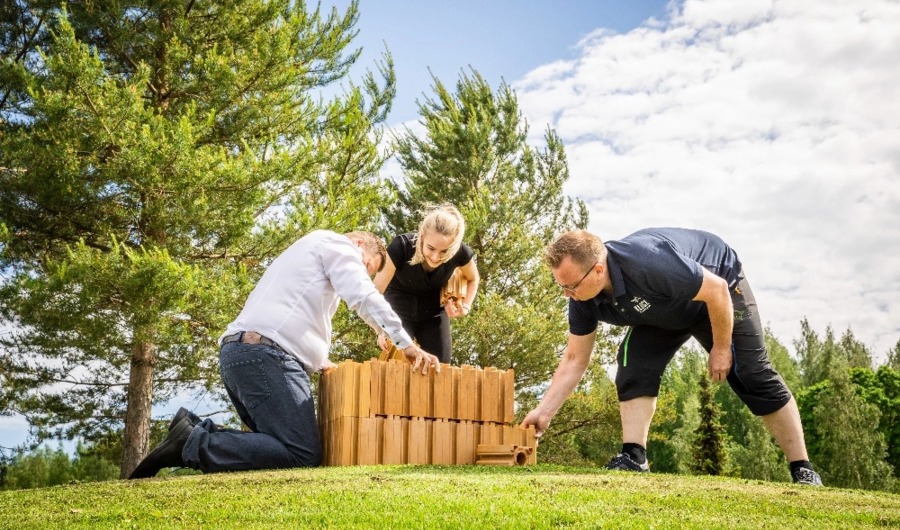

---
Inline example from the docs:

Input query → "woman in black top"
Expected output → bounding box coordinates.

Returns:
[374,204,480,364]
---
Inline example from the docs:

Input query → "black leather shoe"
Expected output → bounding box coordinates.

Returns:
[129,416,193,479]
[168,407,202,431]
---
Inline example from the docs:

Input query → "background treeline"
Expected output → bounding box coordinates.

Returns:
[0,1,896,492]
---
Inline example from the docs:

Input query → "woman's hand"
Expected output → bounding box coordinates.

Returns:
[445,299,470,319]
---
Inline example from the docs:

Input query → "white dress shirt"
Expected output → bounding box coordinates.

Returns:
[220,230,414,372]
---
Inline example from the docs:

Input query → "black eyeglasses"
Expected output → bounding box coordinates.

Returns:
[560,262,598,295]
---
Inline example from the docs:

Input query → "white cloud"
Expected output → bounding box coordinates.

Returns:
[514,0,900,361]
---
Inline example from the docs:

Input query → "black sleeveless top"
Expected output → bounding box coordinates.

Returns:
[383,233,475,320]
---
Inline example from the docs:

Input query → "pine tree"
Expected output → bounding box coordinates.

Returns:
[0,1,394,476]
[690,373,729,476]
[886,339,900,371]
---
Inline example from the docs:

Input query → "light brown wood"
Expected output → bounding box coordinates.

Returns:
[317,359,536,467]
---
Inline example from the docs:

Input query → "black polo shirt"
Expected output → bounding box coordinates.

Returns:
[384,233,475,320]
[569,228,742,335]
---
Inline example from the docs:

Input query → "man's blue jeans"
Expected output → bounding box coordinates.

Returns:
[182,341,322,472]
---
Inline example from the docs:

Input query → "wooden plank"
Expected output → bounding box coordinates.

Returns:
[369,360,385,416]
[455,420,476,465]
[408,364,431,418]
[382,416,405,464]
[383,361,409,417]
[407,418,430,465]
[358,360,372,418]
[357,416,378,465]
[502,368,515,423]
[457,365,477,420]
[525,425,538,464]
[431,419,453,465]
[481,367,500,423]
[432,364,455,419]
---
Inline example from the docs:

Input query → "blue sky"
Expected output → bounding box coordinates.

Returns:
[3,0,899,451]
[321,0,672,122]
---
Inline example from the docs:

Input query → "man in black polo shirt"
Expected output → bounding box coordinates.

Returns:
[520,228,822,485]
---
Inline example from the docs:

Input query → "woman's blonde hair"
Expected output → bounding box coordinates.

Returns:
[409,203,466,266]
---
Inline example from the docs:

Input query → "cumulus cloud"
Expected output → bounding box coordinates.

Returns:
[514,0,900,360]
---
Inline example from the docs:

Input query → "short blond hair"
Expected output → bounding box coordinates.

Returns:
[345,231,387,272]
[409,203,466,266]
[545,230,606,269]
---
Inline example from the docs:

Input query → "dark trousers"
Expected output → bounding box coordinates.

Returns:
[182,342,322,472]
[614,272,792,416]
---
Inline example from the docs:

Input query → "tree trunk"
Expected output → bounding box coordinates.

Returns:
[120,340,156,478]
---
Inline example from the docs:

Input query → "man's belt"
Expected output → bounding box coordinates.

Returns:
[222,331,284,351]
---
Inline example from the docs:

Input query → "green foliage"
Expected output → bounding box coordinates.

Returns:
[1,443,118,490]
[796,319,871,387]
[531,355,621,466]
[810,368,894,490]
[0,0,394,472]
[647,347,705,473]
[850,366,900,479]
[690,374,730,476]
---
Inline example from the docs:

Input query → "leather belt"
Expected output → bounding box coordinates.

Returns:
[222,331,284,351]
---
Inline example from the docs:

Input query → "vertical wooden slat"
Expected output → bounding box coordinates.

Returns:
[432,364,454,419]
[384,361,409,417]
[481,367,500,423]
[455,420,476,465]
[407,417,430,464]
[358,361,372,417]
[408,366,431,418]
[358,416,378,465]
[382,416,405,464]
[457,365,477,420]
[525,424,537,464]
[375,416,385,464]
[432,419,453,465]
[502,368,515,423]
[370,361,385,416]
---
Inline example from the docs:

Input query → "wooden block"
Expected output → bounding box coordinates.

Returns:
[369,360,385,416]
[357,416,378,465]
[341,361,358,418]
[502,368,515,423]
[357,361,372,417]
[382,416,405,464]
[475,444,533,466]
[338,416,357,466]
[481,367,501,423]
[479,422,500,446]
[431,419,454,465]
[525,424,537,464]
[407,418,430,465]
[408,365,431,418]
[375,416,385,464]
[432,364,455,419]
[457,365,478,420]
[455,420,477,465]
[384,360,409,417]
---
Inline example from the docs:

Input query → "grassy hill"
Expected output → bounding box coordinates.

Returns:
[2,465,898,529]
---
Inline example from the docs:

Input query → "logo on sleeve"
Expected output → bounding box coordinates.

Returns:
[631,297,652,313]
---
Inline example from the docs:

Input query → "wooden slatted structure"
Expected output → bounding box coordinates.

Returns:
[317,359,537,466]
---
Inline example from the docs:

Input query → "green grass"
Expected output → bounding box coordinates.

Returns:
[2,465,898,529]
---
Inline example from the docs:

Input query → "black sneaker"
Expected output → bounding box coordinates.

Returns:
[168,407,202,431]
[129,416,193,479]
[791,467,823,486]
[605,452,650,472]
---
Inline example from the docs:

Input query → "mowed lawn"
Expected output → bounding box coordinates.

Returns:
[2,465,898,529]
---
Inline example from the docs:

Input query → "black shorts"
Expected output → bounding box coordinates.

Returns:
[613,272,792,416]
